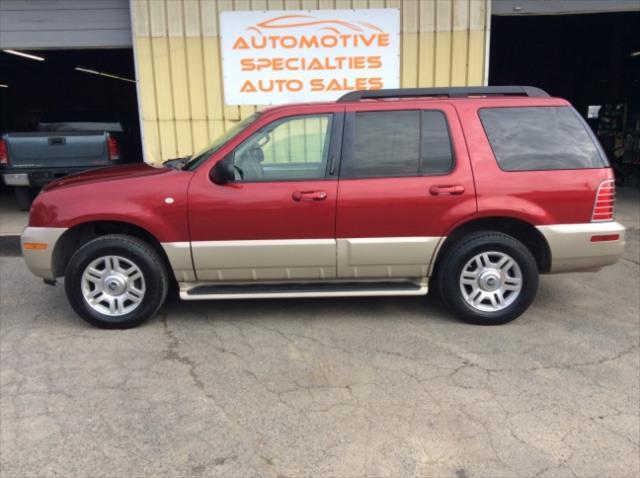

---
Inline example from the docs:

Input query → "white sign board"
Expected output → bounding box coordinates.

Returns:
[220,9,400,105]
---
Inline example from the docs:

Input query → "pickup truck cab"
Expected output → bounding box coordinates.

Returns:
[0,111,127,210]
[21,86,626,328]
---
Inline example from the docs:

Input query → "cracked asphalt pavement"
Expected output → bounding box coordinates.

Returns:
[1,189,639,478]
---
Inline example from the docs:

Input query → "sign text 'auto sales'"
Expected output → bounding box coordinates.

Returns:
[220,9,400,105]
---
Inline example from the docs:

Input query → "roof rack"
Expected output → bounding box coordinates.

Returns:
[337,86,550,102]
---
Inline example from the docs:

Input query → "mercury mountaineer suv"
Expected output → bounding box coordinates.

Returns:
[21,86,626,328]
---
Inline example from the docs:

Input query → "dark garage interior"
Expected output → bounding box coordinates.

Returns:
[0,48,142,161]
[489,12,640,185]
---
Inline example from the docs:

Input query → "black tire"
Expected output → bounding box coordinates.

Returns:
[64,234,169,329]
[437,231,539,325]
[14,187,33,211]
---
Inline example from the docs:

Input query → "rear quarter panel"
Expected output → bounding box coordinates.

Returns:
[454,98,612,227]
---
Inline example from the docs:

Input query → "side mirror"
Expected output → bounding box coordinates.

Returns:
[210,157,235,185]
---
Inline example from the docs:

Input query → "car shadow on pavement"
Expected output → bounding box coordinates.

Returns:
[159,291,458,327]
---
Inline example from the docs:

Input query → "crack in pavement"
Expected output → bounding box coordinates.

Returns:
[159,314,282,478]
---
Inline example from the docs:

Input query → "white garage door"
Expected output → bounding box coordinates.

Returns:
[0,0,132,49]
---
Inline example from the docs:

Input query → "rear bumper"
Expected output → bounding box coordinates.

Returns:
[21,227,68,280]
[2,166,116,187]
[536,222,626,273]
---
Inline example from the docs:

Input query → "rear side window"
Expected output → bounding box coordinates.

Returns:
[421,111,454,174]
[479,106,607,171]
[346,110,420,178]
[342,110,454,178]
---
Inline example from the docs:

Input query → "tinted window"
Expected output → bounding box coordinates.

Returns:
[479,107,607,171]
[232,114,332,182]
[343,110,420,178]
[420,110,454,174]
[342,110,453,178]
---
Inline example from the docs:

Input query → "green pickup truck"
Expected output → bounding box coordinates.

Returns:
[0,111,129,210]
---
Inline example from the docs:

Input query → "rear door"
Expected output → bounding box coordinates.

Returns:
[336,102,476,279]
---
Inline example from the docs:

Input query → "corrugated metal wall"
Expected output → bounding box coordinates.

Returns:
[131,0,490,165]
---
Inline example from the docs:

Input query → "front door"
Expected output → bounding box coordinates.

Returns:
[188,111,343,282]
[336,103,477,278]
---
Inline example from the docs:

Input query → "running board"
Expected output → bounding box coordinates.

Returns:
[179,280,428,300]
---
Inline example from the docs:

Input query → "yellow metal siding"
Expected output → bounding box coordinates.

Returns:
[131,0,490,165]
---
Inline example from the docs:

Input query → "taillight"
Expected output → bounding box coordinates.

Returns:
[592,179,615,222]
[107,135,120,161]
[0,139,7,165]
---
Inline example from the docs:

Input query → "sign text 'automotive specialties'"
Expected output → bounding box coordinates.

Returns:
[220,9,400,105]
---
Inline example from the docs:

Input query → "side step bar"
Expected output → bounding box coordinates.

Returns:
[179,280,428,300]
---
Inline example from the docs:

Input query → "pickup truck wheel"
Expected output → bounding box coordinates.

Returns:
[14,187,33,211]
[64,234,168,329]
[437,232,538,325]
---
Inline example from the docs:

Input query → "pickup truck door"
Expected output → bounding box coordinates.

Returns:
[187,108,344,282]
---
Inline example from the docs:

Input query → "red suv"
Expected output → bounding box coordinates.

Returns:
[21,86,625,328]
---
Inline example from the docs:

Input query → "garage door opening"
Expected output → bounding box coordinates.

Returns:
[489,12,640,185]
[0,48,143,213]
[0,48,142,161]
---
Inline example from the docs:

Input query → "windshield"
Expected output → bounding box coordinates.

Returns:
[183,113,261,170]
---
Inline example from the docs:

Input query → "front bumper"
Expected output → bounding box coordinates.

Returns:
[21,227,68,280]
[536,222,626,273]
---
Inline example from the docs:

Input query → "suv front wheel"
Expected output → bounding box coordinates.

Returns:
[64,234,169,329]
[437,231,539,325]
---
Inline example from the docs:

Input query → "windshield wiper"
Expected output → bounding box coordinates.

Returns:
[163,155,191,170]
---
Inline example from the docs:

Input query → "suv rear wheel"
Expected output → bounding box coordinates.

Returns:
[64,234,169,329]
[437,231,538,325]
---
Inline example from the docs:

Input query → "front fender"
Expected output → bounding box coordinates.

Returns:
[29,174,192,243]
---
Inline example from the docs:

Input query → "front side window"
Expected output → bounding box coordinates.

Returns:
[231,114,332,182]
[341,110,454,178]
[479,106,608,171]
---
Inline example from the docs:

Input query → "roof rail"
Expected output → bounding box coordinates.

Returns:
[337,86,550,102]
